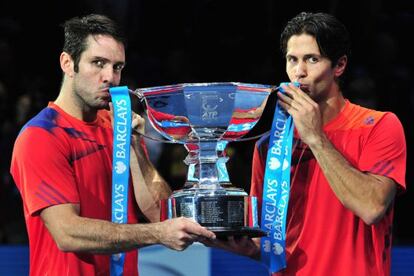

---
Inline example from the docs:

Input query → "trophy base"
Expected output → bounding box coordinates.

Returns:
[209,227,267,239]
[160,188,266,238]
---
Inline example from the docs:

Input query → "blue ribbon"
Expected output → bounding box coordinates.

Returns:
[260,82,297,273]
[109,86,132,276]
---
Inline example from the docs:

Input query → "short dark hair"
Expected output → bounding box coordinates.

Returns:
[280,12,351,66]
[61,14,125,72]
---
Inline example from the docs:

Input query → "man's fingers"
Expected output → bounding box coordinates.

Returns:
[181,218,216,239]
[131,112,145,134]
[277,92,296,114]
[190,224,216,240]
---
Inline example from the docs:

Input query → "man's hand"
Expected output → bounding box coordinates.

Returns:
[277,83,324,147]
[131,112,145,135]
[155,217,216,251]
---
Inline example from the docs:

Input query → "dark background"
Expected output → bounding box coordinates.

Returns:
[1,0,413,245]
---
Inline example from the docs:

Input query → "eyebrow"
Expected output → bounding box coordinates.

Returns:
[91,56,126,66]
[114,61,126,67]
[286,53,322,59]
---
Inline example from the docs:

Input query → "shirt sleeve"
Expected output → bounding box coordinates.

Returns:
[10,127,80,216]
[358,112,407,190]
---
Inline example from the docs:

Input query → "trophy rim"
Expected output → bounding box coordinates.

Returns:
[136,82,274,94]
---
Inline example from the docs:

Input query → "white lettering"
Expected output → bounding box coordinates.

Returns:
[114,99,129,160]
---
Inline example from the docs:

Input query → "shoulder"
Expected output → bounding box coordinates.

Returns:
[375,112,403,128]
[355,103,404,134]
[19,107,59,134]
[346,103,387,128]
[15,107,71,155]
[346,102,405,143]
[341,102,404,133]
[17,107,61,143]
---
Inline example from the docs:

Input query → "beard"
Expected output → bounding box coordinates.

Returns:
[72,81,110,112]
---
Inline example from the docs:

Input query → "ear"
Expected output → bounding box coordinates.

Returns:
[334,55,347,78]
[60,52,74,78]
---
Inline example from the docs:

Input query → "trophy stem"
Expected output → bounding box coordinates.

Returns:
[184,141,225,190]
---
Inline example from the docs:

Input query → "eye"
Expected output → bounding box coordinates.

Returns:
[93,60,105,68]
[308,56,319,64]
[286,56,297,64]
[114,63,125,72]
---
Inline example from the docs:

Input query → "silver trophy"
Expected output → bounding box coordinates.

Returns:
[132,82,271,237]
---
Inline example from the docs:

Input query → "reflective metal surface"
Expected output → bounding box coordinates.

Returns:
[136,82,271,144]
[137,82,272,189]
[135,82,271,237]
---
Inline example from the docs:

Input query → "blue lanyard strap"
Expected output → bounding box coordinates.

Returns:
[260,82,296,273]
[109,86,132,276]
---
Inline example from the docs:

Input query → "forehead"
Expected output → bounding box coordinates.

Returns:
[286,34,321,56]
[82,34,125,61]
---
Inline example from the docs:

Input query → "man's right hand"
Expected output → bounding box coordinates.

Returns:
[156,217,216,251]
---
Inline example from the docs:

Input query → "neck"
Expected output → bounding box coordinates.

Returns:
[319,90,346,126]
[54,82,97,122]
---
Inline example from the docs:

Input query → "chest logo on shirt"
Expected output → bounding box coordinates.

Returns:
[364,116,375,125]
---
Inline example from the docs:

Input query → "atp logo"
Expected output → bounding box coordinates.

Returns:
[115,161,127,174]
[273,242,284,255]
[268,157,281,170]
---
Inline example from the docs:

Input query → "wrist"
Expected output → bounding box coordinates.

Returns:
[131,131,143,143]
[152,222,163,244]
[306,133,328,151]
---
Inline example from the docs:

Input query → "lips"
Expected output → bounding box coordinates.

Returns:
[97,90,111,102]
[299,84,310,93]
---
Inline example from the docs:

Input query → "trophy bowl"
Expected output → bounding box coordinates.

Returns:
[134,82,272,238]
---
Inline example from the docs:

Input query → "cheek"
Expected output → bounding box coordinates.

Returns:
[113,73,122,85]
[285,67,296,80]
[311,66,332,83]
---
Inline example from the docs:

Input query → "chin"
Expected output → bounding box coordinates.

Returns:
[100,103,110,110]
[92,101,110,111]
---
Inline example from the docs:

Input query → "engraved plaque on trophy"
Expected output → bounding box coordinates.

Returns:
[132,82,271,237]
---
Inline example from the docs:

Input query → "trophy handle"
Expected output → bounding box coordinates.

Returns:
[234,130,271,142]
[128,88,145,100]
[131,128,186,144]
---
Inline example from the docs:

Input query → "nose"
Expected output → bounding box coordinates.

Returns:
[294,60,307,79]
[101,67,117,85]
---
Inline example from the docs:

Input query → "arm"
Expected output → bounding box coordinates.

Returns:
[129,113,172,222]
[277,83,397,225]
[307,135,396,224]
[40,203,215,253]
